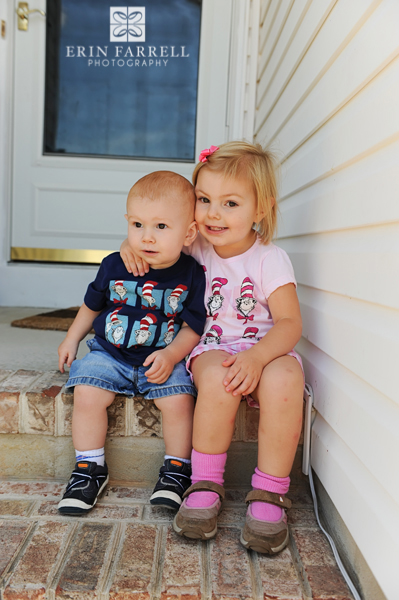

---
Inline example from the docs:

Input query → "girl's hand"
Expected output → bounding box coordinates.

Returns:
[58,337,79,373]
[143,350,174,384]
[222,349,264,396]
[120,238,149,277]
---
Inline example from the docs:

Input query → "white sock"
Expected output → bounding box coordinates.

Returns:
[75,448,105,467]
[164,455,191,464]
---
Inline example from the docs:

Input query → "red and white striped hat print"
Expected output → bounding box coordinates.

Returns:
[139,313,157,331]
[205,325,223,339]
[170,284,187,299]
[211,277,228,295]
[242,326,258,338]
[110,308,122,323]
[142,280,157,297]
[240,277,254,298]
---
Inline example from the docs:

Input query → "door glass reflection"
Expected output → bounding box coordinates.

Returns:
[44,0,201,161]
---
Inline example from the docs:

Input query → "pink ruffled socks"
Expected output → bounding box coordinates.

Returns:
[186,450,290,522]
[185,449,226,507]
[251,467,290,521]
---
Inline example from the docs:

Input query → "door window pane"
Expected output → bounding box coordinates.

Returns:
[44,0,201,160]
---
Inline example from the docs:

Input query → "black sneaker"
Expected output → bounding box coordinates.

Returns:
[150,459,191,510]
[58,461,109,515]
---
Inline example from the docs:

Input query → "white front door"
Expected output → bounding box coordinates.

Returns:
[11,0,233,266]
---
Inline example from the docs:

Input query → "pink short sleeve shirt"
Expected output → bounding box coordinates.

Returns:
[188,235,297,348]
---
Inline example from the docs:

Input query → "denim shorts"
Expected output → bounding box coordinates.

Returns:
[66,338,197,400]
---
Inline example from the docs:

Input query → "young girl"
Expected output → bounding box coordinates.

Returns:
[121,142,304,555]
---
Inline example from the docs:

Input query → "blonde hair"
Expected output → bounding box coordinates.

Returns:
[192,141,279,243]
[128,171,195,218]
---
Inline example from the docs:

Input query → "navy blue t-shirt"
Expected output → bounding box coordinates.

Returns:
[84,252,206,366]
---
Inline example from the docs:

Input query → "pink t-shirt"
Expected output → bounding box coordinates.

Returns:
[187,234,296,348]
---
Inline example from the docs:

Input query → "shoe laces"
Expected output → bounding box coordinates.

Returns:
[159,468,190,491]
[65,471,104,493]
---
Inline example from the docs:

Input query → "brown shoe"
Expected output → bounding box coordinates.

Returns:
[240,489,292,554]
[173,481,225,540]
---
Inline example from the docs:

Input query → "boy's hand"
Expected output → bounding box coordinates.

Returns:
[58,337,79,373]
[120,239,149,277]
[143,350,174,384]
[222,349,264,397]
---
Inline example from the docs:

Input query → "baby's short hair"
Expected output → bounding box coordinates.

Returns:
[128,171,195,217]
[192,141,279,243]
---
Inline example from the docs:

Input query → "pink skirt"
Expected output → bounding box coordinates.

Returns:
[186,341,304,408]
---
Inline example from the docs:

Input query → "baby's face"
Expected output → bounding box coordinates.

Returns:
[125,194,196,269]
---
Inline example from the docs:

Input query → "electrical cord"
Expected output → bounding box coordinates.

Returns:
[304,385,362,600]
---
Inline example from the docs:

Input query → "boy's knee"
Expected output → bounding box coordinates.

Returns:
[73,386,114,410]
[154,394,194,416]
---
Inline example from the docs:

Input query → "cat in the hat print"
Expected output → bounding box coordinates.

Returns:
[132,313,158,346]
[163,318,175,346]
[165,284,188,317]
[207,277,228,320]
[109,280,138,306]
[105,308,127,346]
[127,313,158,347]
[138,280,162,310]
[162,318,177,346]
[155,318,179,348]
[203,324,223,345]
[111,280,128,302]
[242,326,260,341]
[235,277,257,324]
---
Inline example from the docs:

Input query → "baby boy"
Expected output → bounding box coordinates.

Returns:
[57,171,206,514]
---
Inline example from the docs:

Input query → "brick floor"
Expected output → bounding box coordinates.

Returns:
[0,478,354,600]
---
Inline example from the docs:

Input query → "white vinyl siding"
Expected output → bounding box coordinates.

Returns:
[254,1,399,598]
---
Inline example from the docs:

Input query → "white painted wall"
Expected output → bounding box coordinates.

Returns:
[255,1,399,598]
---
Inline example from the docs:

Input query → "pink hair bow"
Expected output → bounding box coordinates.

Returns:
[198,145,219,163]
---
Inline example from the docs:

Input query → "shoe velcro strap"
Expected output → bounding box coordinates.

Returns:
[245,489,292,510]
[182,481,225,501]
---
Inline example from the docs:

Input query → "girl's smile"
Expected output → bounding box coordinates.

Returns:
[206,225,228,233]
[195,168,264,259]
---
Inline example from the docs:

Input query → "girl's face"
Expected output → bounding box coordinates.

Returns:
[195,168,264,258]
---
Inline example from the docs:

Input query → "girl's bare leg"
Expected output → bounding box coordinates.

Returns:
[72,385,115,451]
[251,356,304,477]
[154,394,194,459]
[191,350,242,453]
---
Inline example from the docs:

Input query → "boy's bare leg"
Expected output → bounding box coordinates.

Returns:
[150,394,194,510]
[72,385,116,451]
[154,394,194,459]
[59,385,114,515]
[191,350,242,454]
[251,356,304,477]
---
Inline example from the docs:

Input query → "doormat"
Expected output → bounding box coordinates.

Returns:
[10,307,91,332]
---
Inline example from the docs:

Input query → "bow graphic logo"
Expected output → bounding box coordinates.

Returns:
[110,7,146,42]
